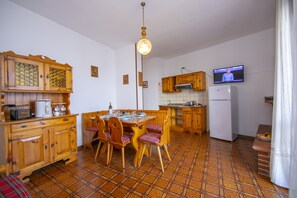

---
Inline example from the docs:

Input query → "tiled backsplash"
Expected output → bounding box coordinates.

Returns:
[158,84,208,105]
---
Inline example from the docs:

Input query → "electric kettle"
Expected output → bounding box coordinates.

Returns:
[35,99,52,117]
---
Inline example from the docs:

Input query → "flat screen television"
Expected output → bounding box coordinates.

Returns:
[213,65,244,84]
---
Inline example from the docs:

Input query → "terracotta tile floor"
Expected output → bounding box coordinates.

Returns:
[25,132,288,197]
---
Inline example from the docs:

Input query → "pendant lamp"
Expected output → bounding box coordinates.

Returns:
[137,2,152,55]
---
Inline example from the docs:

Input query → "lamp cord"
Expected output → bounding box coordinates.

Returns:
[142,4,145,26]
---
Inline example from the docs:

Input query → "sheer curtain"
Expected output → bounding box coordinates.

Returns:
[270,0,293,188]
[289,1,297,197]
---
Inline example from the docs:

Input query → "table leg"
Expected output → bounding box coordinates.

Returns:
[131,125,148,167]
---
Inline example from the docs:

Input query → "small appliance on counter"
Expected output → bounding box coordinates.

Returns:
[35,99,52,117]
[4,104,31,120]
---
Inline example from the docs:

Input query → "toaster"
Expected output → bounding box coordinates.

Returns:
[9,105,31,120]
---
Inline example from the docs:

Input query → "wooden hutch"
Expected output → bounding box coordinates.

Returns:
[0,51,77,179]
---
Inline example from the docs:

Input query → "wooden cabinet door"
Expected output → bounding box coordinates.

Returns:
[162,77,179,93]
[44,64,72,93]
[69,125,77,152]
[11,128,49,174]
[5,56,44,90]
[192,107,207,135]
[50,124,71,162]
[182,108,192,132]
[193,72,206,91]
[176,74,194,85]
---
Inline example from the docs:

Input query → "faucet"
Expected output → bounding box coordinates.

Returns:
[167,99,171,104]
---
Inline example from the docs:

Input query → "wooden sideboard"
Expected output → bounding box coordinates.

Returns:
[0,51,77,179]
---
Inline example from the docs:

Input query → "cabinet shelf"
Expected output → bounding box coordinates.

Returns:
[171,115,182,120]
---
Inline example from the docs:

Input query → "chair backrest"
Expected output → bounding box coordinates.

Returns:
[159,115,170,145]
[108,117,124,146]
[94,115,108,141]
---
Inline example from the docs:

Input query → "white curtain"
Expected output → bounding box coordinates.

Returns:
[271,0,293,188]
[289,1,297,197]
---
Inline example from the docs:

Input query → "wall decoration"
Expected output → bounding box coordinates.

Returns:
[91,66,98,77]
[123,74,129,84]
[143,81,148,88]
[139,72,143,86]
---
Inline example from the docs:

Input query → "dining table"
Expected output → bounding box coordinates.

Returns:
[97,113,156,167]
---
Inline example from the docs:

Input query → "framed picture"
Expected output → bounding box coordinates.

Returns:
[91,66,98,77]
[123,74,129,84]
[143,81,148,88]
[138,72,143,86]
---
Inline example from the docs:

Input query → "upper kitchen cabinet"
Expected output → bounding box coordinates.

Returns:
[193,72,206,91]
[176,73,194,85]
[162,77,180,93]
[0,51,73,93]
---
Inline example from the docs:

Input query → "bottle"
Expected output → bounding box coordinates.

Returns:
[109,102,113,115]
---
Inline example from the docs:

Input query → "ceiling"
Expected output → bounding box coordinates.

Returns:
[9,0,276,59]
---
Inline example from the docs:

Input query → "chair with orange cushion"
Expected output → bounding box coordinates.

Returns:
[138,116,171,172]
[94,115,111,165]
[108,117,132,170]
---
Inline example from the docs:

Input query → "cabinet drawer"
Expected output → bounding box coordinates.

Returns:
[54,117,75,125]
[11,120,55,132]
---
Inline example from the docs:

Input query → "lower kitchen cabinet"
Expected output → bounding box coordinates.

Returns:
[3,115,77,179]
[183,107,206,135]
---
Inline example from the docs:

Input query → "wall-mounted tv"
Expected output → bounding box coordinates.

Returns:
[213,65,244,84]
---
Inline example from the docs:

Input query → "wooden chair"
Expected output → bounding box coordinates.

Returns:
[146,113,170,144]
[94,116,111,165]
[138,117,171,172]
[108,117,132,170]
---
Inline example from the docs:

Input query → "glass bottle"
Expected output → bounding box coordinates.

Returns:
[109,102,113,115]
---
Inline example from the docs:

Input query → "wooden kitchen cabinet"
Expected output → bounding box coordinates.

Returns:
[193,72,206,91]
[1,51,73,93]
[162,77,179,93]
[183,107,207,135]
[176,73,194,85]
[192,107,207,135]
[11,128,49,175]
[182,108,192,132]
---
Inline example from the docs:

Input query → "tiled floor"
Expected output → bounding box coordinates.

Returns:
[25,132,288,197]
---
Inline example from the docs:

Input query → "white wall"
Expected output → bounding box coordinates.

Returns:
[115,44,143,109]
[143,58,164,109]
[144,28,275,136]
[0,0,117,146]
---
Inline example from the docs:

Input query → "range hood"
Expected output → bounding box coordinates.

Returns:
[175,83,193,89]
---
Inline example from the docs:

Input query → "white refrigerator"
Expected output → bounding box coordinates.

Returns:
[208,85,238,141]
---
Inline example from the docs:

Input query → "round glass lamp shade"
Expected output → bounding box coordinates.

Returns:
[137,38,152,55]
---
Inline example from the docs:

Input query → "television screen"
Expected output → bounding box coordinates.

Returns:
[213,65,244,84]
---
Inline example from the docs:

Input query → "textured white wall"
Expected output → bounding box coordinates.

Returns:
[0,0,117,146]
[115,44,137,109]
[143,28,275,136]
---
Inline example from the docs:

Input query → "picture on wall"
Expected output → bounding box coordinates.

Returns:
[91,66,98,77]
[123,74,129,84]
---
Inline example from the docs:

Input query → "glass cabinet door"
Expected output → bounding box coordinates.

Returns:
[44,64,72,93]
[6,56,44,90]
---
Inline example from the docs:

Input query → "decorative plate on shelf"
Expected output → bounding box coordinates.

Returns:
[257,133,271,142]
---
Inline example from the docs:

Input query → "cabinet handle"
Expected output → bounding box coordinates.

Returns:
[51,143,55,148]
[40,74,43,78]
[20,136,41,142]
[21,125,27,128]
[63,118,69,122]
[44,145,48,150]
[46,74,49,79]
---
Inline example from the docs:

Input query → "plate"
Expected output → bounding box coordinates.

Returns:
[257,133,271,142]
